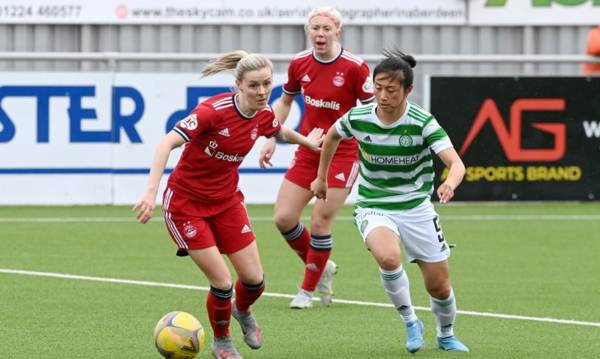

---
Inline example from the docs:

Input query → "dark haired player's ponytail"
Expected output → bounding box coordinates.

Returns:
[401,54,417,68]
[374,49,417,88]
[381,48,417,69]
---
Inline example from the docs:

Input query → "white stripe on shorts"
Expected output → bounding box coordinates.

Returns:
[346,161,360,188]
[163,210,188,250]
[164,187,174,211]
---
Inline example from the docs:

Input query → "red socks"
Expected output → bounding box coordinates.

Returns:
[282,224,333,293]
[301,234,332,292]
[207,286,232,337]
[281,223,311,262]
[234,279,265,312]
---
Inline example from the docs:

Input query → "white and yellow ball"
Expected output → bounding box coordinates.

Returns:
[154,311,205,359]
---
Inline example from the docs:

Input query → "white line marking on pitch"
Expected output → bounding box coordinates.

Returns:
[1,268,598,328]
[1,214,599,223]
[0,217,135,222]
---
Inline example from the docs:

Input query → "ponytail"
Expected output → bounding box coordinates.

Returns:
[201,50,273,81]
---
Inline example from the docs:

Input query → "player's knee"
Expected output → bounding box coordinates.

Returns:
[274,211,296,232]
[310,215,334,234]
[427,280,451,299]
[378,255,402,271]
[310,221,327,235]
[239,272,264,286]
[210,279,233,292]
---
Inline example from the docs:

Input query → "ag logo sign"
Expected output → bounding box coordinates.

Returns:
[429,76,600,201]
[460,98,566,161]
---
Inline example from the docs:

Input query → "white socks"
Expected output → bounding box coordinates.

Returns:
[379,266,418,323]
[430,289,456,338]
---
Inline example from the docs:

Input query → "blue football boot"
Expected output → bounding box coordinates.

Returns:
[437,336,470,352]
[405,320,425,353]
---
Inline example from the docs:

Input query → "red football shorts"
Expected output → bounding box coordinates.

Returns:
[161,187,255,256]
[285,153,360,190]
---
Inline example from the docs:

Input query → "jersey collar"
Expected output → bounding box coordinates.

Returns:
[374,102,411,128]
[312,47,343,64]
[233,94,257,120]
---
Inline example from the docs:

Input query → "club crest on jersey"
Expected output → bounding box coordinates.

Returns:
[333,72,345,87]
[272,119,279,128]
[204,140,218,156]
[183,222,197,238]
[179,114,198,130]
[362,77,374,93]
[250,126,258,140]
[399,134,413,147]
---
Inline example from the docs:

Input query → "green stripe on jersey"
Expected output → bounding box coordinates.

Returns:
[357,196,428,210]
[422,115,436,128]
[408,109,430,123]
[358,181,433,199]
[411,103,431,115]
[426,128,448,144]
[339,120,353,138]
[349,104,374,114]
[359,166,434,187]
[348,107,374,120]
[359,142,422,156]
[410,104,433,118]
[350,108,373,116]
[351,121,423,136]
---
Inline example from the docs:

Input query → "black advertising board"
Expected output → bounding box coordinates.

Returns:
[429,77,600,201]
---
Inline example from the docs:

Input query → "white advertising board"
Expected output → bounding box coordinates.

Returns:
[0,72,359,204]
[469,0,600,26]
[0,0,466,25]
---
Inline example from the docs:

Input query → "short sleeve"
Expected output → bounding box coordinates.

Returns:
[260,108,282,138]
[172,106,214,142]
[282,61,301,95]
[334,112,354,140]
[355,62,374,104]
[423,116,453,154]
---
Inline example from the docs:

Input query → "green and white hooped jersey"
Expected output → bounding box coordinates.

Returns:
[334,102,452,211]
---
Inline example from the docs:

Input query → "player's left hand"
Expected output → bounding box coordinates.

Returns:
[306,127,324,151]
[133,192,156,224]
[437,182,455,204]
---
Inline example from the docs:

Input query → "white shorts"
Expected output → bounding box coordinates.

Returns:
[353,201,451,263]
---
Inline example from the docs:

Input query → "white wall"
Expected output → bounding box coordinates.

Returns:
[0,71,363,204]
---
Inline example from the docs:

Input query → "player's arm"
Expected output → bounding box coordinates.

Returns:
[273,93,296,125]
[436,148,465,204]
[259,93,296,168]
[274,126,323,152]
[310,127,343,200]
[134,131,185,223]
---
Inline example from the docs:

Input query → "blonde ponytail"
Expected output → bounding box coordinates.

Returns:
[201,50,273,81]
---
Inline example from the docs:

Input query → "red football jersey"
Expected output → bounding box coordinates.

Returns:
[283,47,374,161]
[168,93,281,201]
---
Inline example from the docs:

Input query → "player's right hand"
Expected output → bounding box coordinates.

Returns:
[133,192,156,224]
[259,138,276,168]
[305,127,324,152]
[310,178,328,200]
